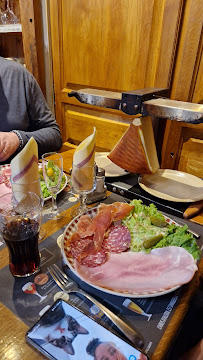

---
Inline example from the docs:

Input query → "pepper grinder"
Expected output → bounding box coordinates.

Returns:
[86,167,107,204]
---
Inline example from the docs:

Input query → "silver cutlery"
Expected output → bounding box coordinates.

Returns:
[48,264,144,349]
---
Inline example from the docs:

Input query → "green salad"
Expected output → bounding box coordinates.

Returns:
[122,199,201,260]
[39,161,66,199]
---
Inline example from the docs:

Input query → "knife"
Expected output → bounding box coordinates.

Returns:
[183,200,203,219]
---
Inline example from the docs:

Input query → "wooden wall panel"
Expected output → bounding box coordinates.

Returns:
[49,0,186,150]
[60,0,182,91]
[178,138,203,177]
[170,0,203,102]
[0,33,23,58]
[19,0,45,95]
[63,103,131,151]
[161,0,203,174]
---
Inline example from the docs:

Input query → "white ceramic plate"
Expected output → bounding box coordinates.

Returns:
[0,164,68,202]
[62,207,182,298]
[139,169,203,203]
[95,152,129,177]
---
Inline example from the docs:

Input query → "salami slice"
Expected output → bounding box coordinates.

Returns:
[80,248,108,267]
[102,225,131,253]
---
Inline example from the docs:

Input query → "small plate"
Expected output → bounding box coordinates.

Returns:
[62,207,182,298]
[0,164,68,201]
[139,169,203,203]
[95,152,129,177]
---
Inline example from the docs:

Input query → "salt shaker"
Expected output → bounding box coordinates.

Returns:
[86,167,107,203]
[96,167,106,193]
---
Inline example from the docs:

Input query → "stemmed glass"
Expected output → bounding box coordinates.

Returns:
[1,0,20,24]
[42,152,64,220]
[71,162,96,217]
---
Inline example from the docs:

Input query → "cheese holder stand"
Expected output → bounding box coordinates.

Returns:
[68,88,203,219]
[68,87,203,123]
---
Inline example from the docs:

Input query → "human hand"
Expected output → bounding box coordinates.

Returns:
[0,132,20,162]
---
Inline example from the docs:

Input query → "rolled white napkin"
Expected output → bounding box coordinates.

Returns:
[73,127,96,167]
[72,128,96,191]
[10,137,39,185]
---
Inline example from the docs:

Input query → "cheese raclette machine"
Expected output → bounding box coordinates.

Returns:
[68,87,203,124]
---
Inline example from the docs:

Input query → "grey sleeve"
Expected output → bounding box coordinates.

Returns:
[16,75,62,158]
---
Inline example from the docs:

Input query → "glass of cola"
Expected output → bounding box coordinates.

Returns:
[0,191,42,277]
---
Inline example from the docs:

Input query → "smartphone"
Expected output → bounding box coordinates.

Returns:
[26,299,149,360]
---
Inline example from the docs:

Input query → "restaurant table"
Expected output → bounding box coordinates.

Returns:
[0,149,202,360]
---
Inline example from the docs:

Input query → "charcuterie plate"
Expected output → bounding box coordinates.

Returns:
[0,164,68,201]
[61,207,186,298]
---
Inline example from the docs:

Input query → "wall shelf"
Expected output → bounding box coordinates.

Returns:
[0,24,22,33]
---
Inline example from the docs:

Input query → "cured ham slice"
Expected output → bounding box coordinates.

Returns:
[76,206,113,259]
[98,202,134,221]
[74,246,198,294]
[110,202,134,221]
[77,215,93,237]
[70,233,95,262]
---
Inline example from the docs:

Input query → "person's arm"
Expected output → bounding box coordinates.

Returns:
[15,74,62,158]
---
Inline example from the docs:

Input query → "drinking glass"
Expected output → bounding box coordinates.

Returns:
[1,0,20,24]
[0,191,42,277]
[10,178,46,240]
[71,162,96,216]
[42,152,64,220]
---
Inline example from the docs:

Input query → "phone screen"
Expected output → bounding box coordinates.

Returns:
[26,299,149,360]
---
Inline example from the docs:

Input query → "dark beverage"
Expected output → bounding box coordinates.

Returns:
[3,217,40,277]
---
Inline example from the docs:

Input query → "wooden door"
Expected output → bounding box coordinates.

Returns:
[49,0,184,151]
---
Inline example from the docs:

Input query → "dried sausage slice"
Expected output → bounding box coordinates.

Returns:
[80,248,108,267]
[102,225,131,253]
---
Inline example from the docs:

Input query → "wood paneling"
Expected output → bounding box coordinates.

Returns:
[192,45,203,104]
[19,0,45,95]
[49,0,184,148]
[0,33,23,58]
[170,0,203,102]
[178,138,203,177]
[60,0,182,91]
[49,0,64,132]
[161,0,203,174]
[64,104,130,151]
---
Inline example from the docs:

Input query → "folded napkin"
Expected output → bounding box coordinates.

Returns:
[10,137,39,185]
[108,117,160,174]
[73,127,96,167]
[72,128,96,191]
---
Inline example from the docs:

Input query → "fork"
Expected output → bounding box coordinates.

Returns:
[48,264,144,349]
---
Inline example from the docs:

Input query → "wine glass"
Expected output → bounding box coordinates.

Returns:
[10,177,46,240]
[71,162,96,217]
[42,152,65,220]
[1,0,20,24]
